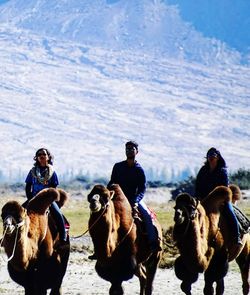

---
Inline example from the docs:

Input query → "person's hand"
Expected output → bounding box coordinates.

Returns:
[132,203,139,218]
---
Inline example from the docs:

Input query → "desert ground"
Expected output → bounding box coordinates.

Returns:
[0,241,245,295]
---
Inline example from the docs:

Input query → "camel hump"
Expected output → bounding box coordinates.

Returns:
[27,188,60,214]
[202,186,232,212]
[56,188,70,208]
[229,184,241,204]
[108,184,125,198]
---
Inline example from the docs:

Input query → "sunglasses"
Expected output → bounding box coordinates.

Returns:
[37,152,47,157]
[126,147,136,151]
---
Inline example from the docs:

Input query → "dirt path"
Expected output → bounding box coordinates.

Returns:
[0,250,244,295]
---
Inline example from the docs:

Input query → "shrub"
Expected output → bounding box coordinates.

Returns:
[229,168,250,190]
[170,176,196,200]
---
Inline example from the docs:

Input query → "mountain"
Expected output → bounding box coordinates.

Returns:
[0,0,249,183]
[0,0,244,64]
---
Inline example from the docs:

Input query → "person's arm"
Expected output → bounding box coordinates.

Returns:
[50,171,59,188]
[25,170,33,200]
[107,164,118,189]
[195,168,203,200]
[219,167,229,187]
[134,168,146,204]
[25,183,33,200]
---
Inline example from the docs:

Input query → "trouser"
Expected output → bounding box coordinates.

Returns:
[50,201,67,241]
[138,200,158,244]
[223,202,240,242]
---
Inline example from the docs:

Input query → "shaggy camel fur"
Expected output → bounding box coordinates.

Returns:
[1,188,70,295]
[87,184,162,295]
[173,186,250,295]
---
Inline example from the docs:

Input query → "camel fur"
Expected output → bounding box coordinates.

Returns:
[1,188,70,295]
[173,186,250,295]
[87,184,162,295]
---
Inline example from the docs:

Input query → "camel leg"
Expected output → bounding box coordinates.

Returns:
[144,254,160,295]
[204,250,228,295]
[50,286,62,295]
[109,282,124,295]
[215,279,224,295]
[236,252,250,295]
[25,287,47,295]
[203,279,214,295]
[174,256,198,295]
[136,265,147,295]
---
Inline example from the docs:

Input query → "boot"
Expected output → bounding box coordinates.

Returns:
[88,253,97,260]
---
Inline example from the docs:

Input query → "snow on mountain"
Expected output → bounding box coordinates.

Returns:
[0,0,243,65]
[0,1,249,183]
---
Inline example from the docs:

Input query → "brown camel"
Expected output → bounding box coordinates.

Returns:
[87,184,162,295]
[173,186,250,295]
[1,188,70,295]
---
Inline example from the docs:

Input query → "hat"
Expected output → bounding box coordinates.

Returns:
[125,140,138,150]
[207,148,220,158]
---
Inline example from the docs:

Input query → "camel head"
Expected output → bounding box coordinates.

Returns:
[174,193,199,225]
[87,184,115,213]
[1,201,26,235]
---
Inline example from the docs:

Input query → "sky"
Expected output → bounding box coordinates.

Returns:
[166,0,250,54]
[0,0,249,183]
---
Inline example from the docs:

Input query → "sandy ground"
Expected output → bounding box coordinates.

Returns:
[0,240,245,295]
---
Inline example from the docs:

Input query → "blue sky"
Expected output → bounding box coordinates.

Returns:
[167,0,250,53]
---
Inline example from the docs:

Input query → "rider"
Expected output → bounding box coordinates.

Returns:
[108,141,160,250]
[25,148,67,245]
[88,141,160,260]
[195,147,242,248]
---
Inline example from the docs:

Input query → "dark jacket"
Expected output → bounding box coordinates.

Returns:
[195,165,229,201]
[107,160,146,205]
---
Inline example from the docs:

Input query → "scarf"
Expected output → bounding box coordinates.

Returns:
[31,164,54,185]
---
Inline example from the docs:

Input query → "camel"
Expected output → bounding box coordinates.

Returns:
[173,186,250,295]
[0,188,70,295]
[87,184,162,295]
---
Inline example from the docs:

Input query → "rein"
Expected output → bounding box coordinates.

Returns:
[116,219,135,248]
[70,201,109,240]
[71,191,116,240]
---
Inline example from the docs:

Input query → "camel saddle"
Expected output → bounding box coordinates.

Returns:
[233,204,250,234]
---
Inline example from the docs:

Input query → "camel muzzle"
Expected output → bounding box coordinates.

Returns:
[3,215,25,235]
[3,216,16,235]
[89,194,102,212]
[174,209,185,225]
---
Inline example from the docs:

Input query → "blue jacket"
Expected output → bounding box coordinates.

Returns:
[195,165,229,200]
[25,166,59,198]
[108,160,146,205]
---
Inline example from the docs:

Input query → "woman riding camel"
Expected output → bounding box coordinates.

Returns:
[195,147,242,248]
[25,148,67,245]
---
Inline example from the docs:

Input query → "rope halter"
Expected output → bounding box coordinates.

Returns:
[1,215,25,261]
